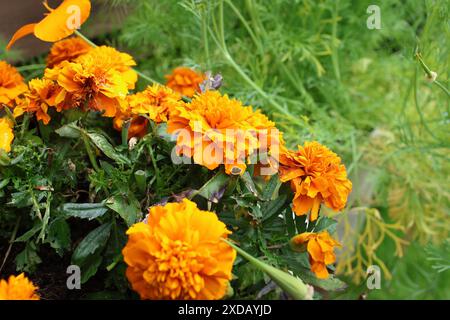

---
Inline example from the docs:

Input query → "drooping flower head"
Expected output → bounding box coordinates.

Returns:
[0,273,40,300]
[291,231,341,279]
[168,91,279,175]
[0,61,27,107]
[46,37,92,68]
[279,141,352,221]
[0,117,14,153]
[14,78,66,125]
[122,198,236,300]
[165,67,205,97]
[45,46,137,117]
[7,0,91,49]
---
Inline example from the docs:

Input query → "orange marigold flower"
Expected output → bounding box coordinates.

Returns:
[165,67,205,97]
[0,61,27,107]
[0,117,14,153]
[122,199,236,300]
[7,0,91,50]
[45,46,137,117]
[167,91,278,175]
[0,273,39,300]
[279,141,352,221]
[14,79,66,125]
[46,37,91,68]
[129,84,182,123]
[291,231,341,279]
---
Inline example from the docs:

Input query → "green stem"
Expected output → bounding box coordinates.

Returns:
[0,216,21,273]
[211,1,297,121]
[74,30,97,48]
[331,0,341,82]
[81,131,100,171]
[415,52,450,97]
[222,238,311,300]
[201,4,211,69]
[147,142,161,188]
[20,113,30,139]
[121,120,130,147]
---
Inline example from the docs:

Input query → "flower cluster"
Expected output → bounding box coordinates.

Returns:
[1,0,353,299]
[0,273,40,300]
[114,84,183,139]
[122,199,236,300]
[168,91,280,175]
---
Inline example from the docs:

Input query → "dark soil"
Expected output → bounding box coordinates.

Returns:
[0,218,108,300]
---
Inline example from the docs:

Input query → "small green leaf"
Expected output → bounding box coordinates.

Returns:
[55,122,81,138]
[87,132,131,165]
[15,242,42,273]
[0,149,11,166]
[106,194,141,226]
[262,194,287,222]
[15,224,41,242]
[9,191,33,208]
[0,178,10,189]
[72,222,112,265]
[314,216,338,234]
[262,174,280,200]
[79,253,103,284]
[62,202,108,220]
[46,217,71,255]
[241,171,260,198]
[297,270,347,291]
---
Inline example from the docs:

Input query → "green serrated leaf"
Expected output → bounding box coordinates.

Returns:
[106,194,141,226]
[15,242,42,273]
[46,217,71,255]
[79,253,103,284]
[72,222,112,265]
[86,132,131,165]
[314,216,338,234]
[298,270,347,291]
[262,174,280,200]
[62,202,108,220]
[262,194,287,222]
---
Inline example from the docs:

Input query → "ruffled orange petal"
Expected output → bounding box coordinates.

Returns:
[34,0,91,42]
[6,24,36,50]
[310,261,329,279]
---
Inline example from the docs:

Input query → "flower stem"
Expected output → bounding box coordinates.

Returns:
[0,216,21,273]
[222,238,312,300]
[81,131,100,172]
